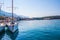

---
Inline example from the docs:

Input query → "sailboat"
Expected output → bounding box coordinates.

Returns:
[6,0,18,33]
[7,22,18,33]
[0,10,5,32]
[0,2,5,32]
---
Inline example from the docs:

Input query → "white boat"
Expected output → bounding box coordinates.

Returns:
[7,22,18,33]
[6,0,18,33]
[0,1,5,32]
[0,23,5,32]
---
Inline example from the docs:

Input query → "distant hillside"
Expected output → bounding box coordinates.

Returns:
[41,16,60,19]
[0,10,28,21]
[33,16,60,20]
[19,16,60,20]
[0,10,59,21]
[0,10,18,18]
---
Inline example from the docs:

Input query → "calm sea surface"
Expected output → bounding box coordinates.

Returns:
[1,20,60,40]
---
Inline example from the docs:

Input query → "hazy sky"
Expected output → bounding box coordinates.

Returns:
[1,0,60,17]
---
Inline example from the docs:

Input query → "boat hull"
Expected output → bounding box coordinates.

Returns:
[7,23,18,33]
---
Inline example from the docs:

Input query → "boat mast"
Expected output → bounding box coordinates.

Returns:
[0,2,4,16]
[12,0,14,24]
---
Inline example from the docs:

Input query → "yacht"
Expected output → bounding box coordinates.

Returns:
[6,0,18,33]
[7,22,18,33]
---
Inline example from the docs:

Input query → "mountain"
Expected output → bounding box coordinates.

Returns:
[0,10,28,21]
[19,15,60,20]
[32,16,60,20]
[0,10,28,18]
[0,10,18,18]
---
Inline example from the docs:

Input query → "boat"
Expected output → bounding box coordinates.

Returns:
[6,0,18,33]
[0,2,5,32]
[7,22,18,33]
[0,23,5,32]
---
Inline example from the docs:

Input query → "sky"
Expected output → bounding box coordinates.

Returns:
[0,0,60,17]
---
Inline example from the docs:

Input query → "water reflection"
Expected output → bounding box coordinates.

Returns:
[6,30,19,40]
[0,30,5,40]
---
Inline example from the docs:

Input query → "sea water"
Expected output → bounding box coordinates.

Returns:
[1,20,60,40]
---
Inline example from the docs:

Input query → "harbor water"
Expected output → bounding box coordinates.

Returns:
[1,20,60,40]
